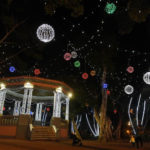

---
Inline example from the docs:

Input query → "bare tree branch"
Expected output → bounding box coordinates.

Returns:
[0,19,27,44]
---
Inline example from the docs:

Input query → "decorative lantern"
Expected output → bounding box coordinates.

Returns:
[36,24,55,43]
[113,109,117,114]
[107,90,110,95]
[82,73,88,79]
[74,61,80,67]
[90,70,96,76]
[124,85,134,95]
[46,107,50,112]
[143,72,150,84]
[103,83,108,89]
[71,51,78,59]
[34,69,41,75]
[127,66,134,73]
[9,66,15,72]
[64,52,71,61]
[105,2,116,14]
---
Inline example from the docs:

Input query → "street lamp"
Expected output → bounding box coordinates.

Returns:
[0,83,6,90]
[56,87,62,93]
[24,82,33,88]
[68,93,72,98]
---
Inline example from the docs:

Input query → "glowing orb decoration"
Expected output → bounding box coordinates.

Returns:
[71,51,78,59]
[143,72,150,84]
[64,52,71,61]
[36,24,55,43]
[3,107,5,111]
[90,70,96,76]
[113,109,117,114]
[9,66,15,72]
[46,107,50,112]
[82,73,88,79]
[74,61,80,67]
[127,66,134,73]
[103,83,108,89]
[34,69,41,75]
[107,90,110,95]
[105,2,116,14]
[124,85,134,95]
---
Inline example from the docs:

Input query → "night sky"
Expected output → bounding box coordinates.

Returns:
[1,0,150,103]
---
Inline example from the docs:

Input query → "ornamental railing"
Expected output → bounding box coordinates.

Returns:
[0,116,19,126]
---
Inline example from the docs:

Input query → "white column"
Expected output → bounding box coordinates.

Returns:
[26,88,33,115]
[35,103,43,121]
[0,89,7,115]
[65,97,70,121]
[52,91,62,118]
[13,101,21,116]
[52,91,57,117]
[21,88,28,114]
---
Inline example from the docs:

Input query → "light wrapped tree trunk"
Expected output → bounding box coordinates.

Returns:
[72,119,82,141]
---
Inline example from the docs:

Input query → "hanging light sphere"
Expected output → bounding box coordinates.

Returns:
[143,72,150,84]
[127,66,134,73]
[71,51,78,59]
[124,85,134,95]
[9,66,15,72]
[64,52,71,61]
[82,73,88,79]
[46,107,50,112]
[105,2,116,14]
[90,70,96,76]
[36,24,55,43]
[74,60,80,67]
[34,69,41,75]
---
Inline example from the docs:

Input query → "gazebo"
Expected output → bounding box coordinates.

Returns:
[0,76,73,140]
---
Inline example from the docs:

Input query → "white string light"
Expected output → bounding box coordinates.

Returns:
[128,97,136,135]
[136,94,141,126]
[141,101,146,126]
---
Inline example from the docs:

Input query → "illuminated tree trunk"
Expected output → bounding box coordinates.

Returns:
[72,119,82,141]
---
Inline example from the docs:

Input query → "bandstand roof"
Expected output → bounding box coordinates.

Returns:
[0,76,73,102]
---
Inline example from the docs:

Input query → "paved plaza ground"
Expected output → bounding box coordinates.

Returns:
[0,138,149,150]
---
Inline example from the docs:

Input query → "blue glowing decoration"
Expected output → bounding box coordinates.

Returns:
[9,66,15,72]
[103,83,108,89]
[30,111,33,115]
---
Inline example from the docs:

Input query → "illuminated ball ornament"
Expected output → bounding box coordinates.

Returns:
[36,24,55,43]
[46,107,50,112]
[124,85,134,95]
[64,52,71,61]
[105,2,116,14]
[71,51,78,59]
[107,90,110,95]
[74,61,80,68]
[34,69,41,75]
[3,107,5,111]
[113,109,117,114]
[127,66,134,73]
[90,70,96,76]
[9,66,15,72]
[103,83,108,89]
[82,73,88,80]
[143,72,150,84]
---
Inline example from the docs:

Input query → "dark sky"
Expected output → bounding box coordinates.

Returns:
[0,0,150,100]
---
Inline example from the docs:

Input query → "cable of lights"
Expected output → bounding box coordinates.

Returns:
[86,113,98,137]
[136,94,141,126]
[141,101,146,126]
[128,97,136,135]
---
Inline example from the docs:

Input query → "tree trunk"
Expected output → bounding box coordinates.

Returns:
[113,119,122,139]
[72,119,82,141]
[99,67,108,142]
